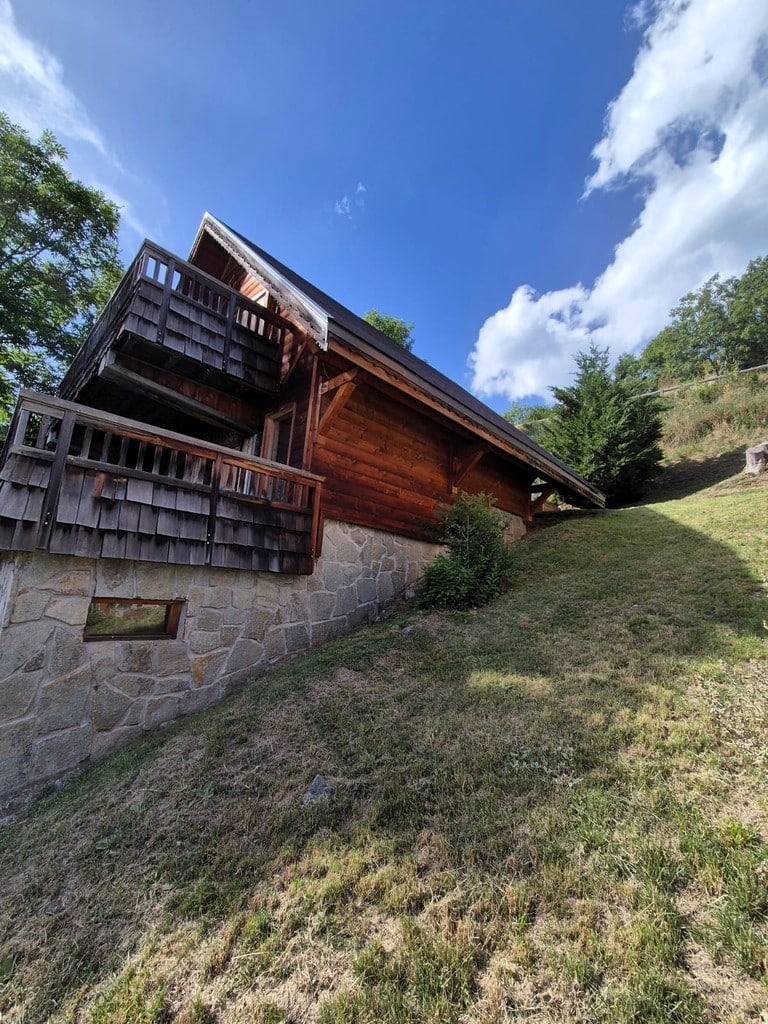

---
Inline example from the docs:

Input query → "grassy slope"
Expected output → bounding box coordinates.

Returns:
[1,462,767,1022]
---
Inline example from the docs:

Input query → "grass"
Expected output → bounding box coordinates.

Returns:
[1,454,767,1021]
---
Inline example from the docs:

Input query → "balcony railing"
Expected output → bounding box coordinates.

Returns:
[0,393,323,574]
[60,241,296,401]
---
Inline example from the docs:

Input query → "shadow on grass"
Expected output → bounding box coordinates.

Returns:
[642,446,747,502]
[1,502,766,1021]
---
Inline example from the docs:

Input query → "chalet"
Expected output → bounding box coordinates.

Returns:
[0,213,604,808]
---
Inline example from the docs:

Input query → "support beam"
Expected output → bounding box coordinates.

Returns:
[320,369,359,395]
[451,442,490,491]
[317,379,357,436]
[528,486,556,521]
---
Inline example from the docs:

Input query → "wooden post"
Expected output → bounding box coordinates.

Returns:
[36,412,76,550]
[222,292,237,373]
[205,453,223,565]
[155,257,177,345]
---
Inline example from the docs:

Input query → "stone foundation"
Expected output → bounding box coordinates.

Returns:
[0,519,450,812]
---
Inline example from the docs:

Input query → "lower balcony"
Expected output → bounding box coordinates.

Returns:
[0,393,324,575]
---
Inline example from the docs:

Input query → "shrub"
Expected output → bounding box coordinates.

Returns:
[417,492,514,610]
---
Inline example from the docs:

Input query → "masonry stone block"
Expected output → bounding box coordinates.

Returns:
[264,626,286,661]
[356,578,378,604]
[90,652,117,687]
[45,596,91,626]
[47,626,86,677]
[92,686,134,731]
[186,586,206,615]
[377,573,395,603]
[391,570,406,596]
[2,621,55,678]
[0,671,41,721]
[219,667,257,695]
[220,625,241,647]
[321,561,343,592]
[10,590,50,623]
[311,618,347,646]
[225,639,264,674]
[180,684,220,716]
[333,584,357,618]
[0,718,34,793]
[91,724,142,762]
[222,607,247,626]
[112,673,156,699]
[151,674,191,696]
[243,606,278,640]
[285,622,311,654]
[189,630,224,655]
[144,696,180,730]
[202,587,231,609]
[94,561,134,597]
[116,643,153,674]
[309,590,337,623]
[195,609,223,632]
[154,642,190,677]
[191,652,226,687]
[33,724,91,780]
[232,588,256,610]
[37,666,91,734]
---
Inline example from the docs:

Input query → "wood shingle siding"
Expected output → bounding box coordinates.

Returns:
[0,394,323,574]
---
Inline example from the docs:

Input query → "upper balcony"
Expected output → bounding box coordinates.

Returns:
[60,241,297,407]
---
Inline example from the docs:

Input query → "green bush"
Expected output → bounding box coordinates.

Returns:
[417,492,514,610]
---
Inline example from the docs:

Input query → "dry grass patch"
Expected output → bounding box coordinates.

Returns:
[1,485,767,1022]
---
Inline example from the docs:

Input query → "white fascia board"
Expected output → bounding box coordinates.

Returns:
[201,213,328,349]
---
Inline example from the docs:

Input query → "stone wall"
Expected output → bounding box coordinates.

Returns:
[0,519,448,812]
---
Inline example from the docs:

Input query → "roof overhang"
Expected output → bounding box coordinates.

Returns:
[190,213,329,349]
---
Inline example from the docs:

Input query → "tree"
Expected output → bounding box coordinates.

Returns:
[0,113,122,423]
[503,401,555,442]
[542,345,664,505]
[640,258,768,383]
[362,309,415,351]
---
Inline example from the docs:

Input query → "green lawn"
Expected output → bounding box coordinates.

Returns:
[1,476,766,1023]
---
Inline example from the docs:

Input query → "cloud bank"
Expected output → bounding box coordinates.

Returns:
[470,0,768,402]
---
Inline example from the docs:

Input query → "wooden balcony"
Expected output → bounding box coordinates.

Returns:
[60,241,296,404]
[0,393,324,574]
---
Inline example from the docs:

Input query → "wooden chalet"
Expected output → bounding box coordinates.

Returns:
[0,213,604,575]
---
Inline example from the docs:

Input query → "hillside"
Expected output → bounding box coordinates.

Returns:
[1,453,766,1022]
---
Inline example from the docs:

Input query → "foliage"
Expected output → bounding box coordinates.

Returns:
[542,345,664,504]
[417,491,514,610]
[502,400,555,441]
[362,309,415,351]
[640,257,768,383]
[660,368,768,457]
[0,113,122,424]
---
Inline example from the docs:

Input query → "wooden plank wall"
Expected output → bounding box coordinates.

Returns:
[311,377,531,540]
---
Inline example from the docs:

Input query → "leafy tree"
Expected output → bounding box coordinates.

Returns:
[0,113,122,423]
[362,309,415,351]
[640,258,768,383]
[417,491,514,610]
[503,401,555,442]
[542,345,664,505]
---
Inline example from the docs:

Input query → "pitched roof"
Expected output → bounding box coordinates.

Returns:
[191,213,605,509]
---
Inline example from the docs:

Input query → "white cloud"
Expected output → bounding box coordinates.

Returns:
[334,195,352,217]
[0,0,164,246]
[334,181,367,220]
[470,0,768,402]
[0,0,109,157]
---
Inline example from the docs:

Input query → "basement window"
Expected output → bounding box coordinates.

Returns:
[84,599,184,641]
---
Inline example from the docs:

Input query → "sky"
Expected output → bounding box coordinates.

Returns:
[1,0,767,413]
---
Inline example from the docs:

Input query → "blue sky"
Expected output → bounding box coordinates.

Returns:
[2,0,767,413]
